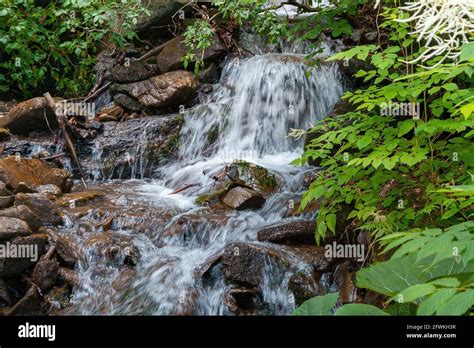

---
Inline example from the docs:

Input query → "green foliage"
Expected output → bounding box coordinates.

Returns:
[0,0,147,97]
[298,8,474,244]
[292,292,339,315]
[293,221,474,316]
[182,20,214,75]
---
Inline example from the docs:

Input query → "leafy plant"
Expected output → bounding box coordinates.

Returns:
[0,0,147,97]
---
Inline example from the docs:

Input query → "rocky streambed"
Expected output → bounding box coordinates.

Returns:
[0,29,369,315]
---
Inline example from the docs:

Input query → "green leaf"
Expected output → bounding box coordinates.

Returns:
[292,293,339,316]
[394,283,436,303]
[335,304,389,316]
[417,288,457,315]
[429,277,461,288]
[326,213,336,233]
[436,290,474,315]
[460,42,474,62]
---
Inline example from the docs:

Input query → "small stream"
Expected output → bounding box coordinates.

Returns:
[55,40,344,315]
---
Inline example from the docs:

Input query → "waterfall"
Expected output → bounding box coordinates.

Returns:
[65,37,344,315]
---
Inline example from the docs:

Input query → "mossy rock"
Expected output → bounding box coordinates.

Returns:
[0,128,10,141]
[229,160,278,194]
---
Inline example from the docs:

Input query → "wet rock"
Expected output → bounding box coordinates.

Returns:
[112,267,135,292]
[15,193,62,225]
[56,190,104,207]
[112,93,144,112]
[198,62,219,84]
[106,61,158,83]
[0,277,12,306]
[284,199,321,218]
[156,35,225,73]
[224,287,264,315]
[222,242,288,287]
[79,115,183,179]
[0,195,13,209]
[0,157,73,192]
[224,160,279,195]
[110,70,198,110]
[7,286,44,315]
[162,212,228,243]
[0,205,43,232]
[333,261,358,304]
[36,184,62,198]
[14,182,37,194]
[0,128,10,141]
[0,217,31,241]
[0,181,10,196]
[223,187,265,210]
[280,245,332,272]
[31,258,59,292]
[288,272,324,306]
[47,229,81,265]
[257,220,316,245]
[58,267,79,287]
[0,97,59,135]
[44,286,71,315]
[0,233,48,277]
[84,232,140,266]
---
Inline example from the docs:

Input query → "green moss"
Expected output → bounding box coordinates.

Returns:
[0,128,10,141]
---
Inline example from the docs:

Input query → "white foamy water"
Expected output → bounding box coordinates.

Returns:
[67,42,344,315]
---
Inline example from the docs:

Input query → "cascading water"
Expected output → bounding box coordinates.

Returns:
[64,39,344,315]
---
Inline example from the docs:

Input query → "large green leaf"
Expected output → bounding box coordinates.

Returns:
[335,303,389,316]
[417,288,457,315]
[292,293,339,316]
[356,255,429,296]
[436,290,474,315]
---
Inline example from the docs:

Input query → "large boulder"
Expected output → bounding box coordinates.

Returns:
[0,158,73,193]
[222,187,265,210]
[156,35,225,73]
[110,70,198,110]
[0,97,59,135]
[257,220,316,245]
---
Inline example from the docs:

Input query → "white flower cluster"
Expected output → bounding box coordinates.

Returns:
[375,0,474,67]
[398,0,474,66]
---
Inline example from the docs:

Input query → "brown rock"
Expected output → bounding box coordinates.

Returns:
[257,220,316,245]
[0,217,31,241]
[15,193,62,225]
[0,195,13,209]
[0,97,59,135]
[156,35,225,73]
[223,187,265,210]
[288,272,324,306]
[46,229,81,265]
[36,184,62,198]
[58,267,79,287]
[56,190,104,207]
[110,70,198,110]
[0,205,43,231]
[0,157,73,192]
[31,258,60,292]
[107,60,158,83]
[84,232,139,266]
[0,233,48,277]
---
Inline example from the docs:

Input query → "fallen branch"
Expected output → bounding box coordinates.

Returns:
[43,93,87,188]
[169,183,200,195]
